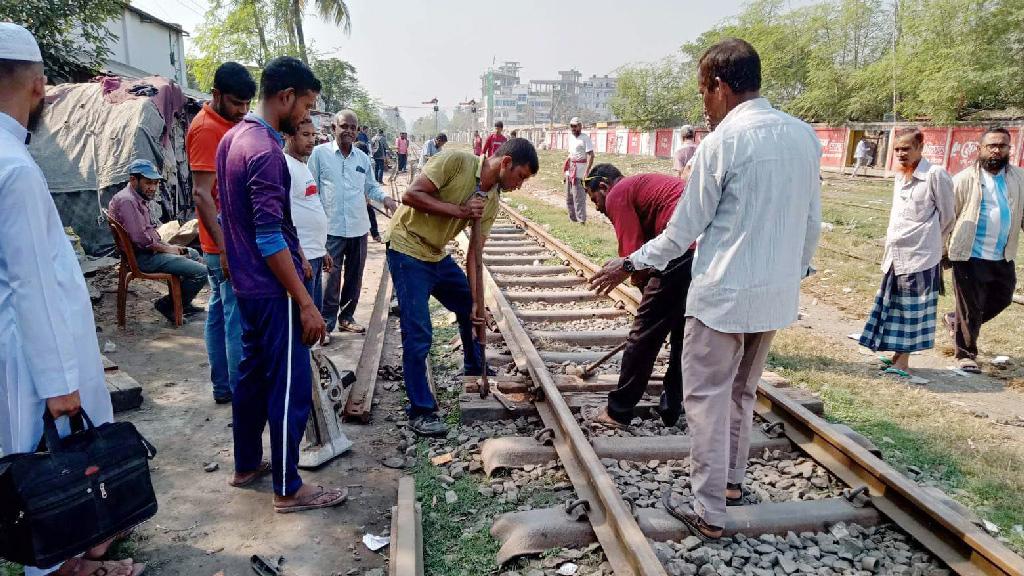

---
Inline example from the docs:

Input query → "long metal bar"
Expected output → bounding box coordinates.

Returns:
[461,231,666,576]
[502,204,1024,576]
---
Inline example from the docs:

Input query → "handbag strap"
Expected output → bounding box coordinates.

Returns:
[39,408,97,453]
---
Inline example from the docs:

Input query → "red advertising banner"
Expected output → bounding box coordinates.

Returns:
[920,128,949,168]
[815,128,847,168]
[589,131,598,147]
[606,130,617,154]
[627,130,641,155]
[1016,127,1024,167]
[654,129,673,158]
[947,128,985,175]
[549,132,558,149]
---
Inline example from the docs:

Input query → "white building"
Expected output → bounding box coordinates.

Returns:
[580,75,617,121]
[102,4,194,93]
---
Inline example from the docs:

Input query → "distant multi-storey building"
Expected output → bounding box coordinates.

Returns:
[580,75,617,121]
[480,62,615,128]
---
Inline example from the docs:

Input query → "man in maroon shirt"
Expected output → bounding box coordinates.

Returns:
[584,164,694,427]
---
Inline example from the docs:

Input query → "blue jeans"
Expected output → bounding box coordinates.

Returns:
[205,253,243,399]
[304,256,324,313]
[135,247,208,306]
[387,248,483,417]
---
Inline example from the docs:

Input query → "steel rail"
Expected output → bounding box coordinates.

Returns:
[499,201,1024,576]
[499,204,642,315]
[456,232,667,576]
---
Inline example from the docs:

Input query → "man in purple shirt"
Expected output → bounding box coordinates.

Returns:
[216,56,344,513]
[108,158,207,322]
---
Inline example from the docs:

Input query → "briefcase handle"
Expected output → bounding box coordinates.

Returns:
[37,409,157,460]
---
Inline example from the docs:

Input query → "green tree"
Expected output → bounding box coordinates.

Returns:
[609,57,696,129]
[288,0,350,64]
[311,57,361,112]
[0,0,122,81]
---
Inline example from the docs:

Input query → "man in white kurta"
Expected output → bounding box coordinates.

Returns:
[564,117,594,223]
[0,22,118,576]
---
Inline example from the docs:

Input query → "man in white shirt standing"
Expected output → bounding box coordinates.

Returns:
[564,117,594,224]
[858,129,954,379]
[590,38,821,539]
[0,23,142,576]
[285,117,331,313]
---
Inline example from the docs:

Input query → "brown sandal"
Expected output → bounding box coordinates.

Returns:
[958,358,982,374]
[583,406,626,429]
[229,461,272,487]
[661,491,723,541]
[274,485,348,514]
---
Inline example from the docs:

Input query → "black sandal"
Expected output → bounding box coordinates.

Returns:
[661,490,724,541]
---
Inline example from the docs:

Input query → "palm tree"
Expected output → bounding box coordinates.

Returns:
[290,0,350,64]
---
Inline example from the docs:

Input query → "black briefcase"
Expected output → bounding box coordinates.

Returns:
[0,409,158,568]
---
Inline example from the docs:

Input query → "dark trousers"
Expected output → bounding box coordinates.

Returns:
[398,153,408,172]
[951,258,1016,359]
[367,205,380,239]
[387,248,483,417]
[374,158,385,183]
[322,234,368,331]
[135,247,208,306]
[607,251,693,424]
[233,296,312,497]
[303,256,324,313]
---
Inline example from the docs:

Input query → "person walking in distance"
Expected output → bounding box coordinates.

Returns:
[216,56,346,513]
[564,117,594,223]
[308,110,397,338]
[944,127,1024,373]
[589,39,821,539]
[483,120,507,157]
[584,164,693,429]
[187,61,256,404]
[386,139,539,437]
[850,137,873,178]
[472,130,483,156]
[395,131,410,173]
[858,128,954,380]
[673,125,698,180]
[285,116,331,314]
[0,22,143,576]
[371,127,388,183]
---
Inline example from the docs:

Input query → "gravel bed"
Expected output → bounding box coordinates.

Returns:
[604,448,844,510]
[525,317,634,332]
[654,523,945,576]
[512,300,614,311]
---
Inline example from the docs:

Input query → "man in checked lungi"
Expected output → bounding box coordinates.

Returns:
[858,128,955,382]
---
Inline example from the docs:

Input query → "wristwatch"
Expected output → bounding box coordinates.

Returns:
[622,257,636,273]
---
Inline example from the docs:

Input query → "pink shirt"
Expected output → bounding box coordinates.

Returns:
[396,137,409,155]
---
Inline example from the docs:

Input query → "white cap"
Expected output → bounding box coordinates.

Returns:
[0,23,43,63]
[569,117,581,126]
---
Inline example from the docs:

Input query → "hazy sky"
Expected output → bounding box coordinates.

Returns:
[132,0,749,123]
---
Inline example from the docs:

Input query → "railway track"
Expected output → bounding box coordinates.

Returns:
[447,203,1024,576]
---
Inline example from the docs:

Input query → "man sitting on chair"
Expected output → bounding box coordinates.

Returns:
[108,158,208,322]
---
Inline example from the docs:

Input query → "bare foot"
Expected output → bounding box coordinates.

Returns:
[57,557,145,576]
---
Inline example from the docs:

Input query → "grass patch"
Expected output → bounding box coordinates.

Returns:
[504,193,618,264]
[1,562,22,576]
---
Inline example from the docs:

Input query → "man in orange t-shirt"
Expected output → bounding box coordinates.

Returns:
[186,62,256,404]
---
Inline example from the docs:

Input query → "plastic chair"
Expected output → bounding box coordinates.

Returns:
[103,210,183,327]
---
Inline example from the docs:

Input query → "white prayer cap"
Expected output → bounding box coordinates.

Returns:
[0,23,43,63]
[569,117,581,126]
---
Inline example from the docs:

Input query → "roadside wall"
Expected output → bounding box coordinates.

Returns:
[507,123,1024,175]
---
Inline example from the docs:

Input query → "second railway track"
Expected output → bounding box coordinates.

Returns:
[437,202,1024,576]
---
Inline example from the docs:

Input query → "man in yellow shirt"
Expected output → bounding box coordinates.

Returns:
[387,138,538,436]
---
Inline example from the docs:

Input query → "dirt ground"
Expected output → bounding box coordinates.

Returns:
[91,240,408,576]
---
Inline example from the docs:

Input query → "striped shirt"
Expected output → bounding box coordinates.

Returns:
[629,98,822,334]
[971,169,1011,260]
